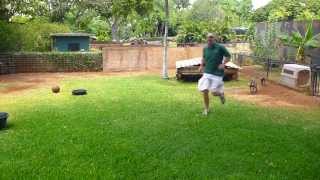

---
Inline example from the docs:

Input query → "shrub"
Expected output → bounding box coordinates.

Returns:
[176,19,234,44]
[21,19,71,52]
[0,21,23,52]
[176,21,206,44]
[0,18,70,52]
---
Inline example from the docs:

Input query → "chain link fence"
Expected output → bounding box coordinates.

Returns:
[0,52,102,75]
[234,53,320,97]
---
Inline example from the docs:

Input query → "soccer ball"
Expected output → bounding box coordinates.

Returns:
[52,86,60,93]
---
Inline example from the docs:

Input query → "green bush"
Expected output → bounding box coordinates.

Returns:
[176,21,206,44]
[0,21,23,52]
[0,19,70,52]
[21,19,70,52]
[176,19,234,44]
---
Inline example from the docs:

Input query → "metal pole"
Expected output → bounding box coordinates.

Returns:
[311,71,314,96]
[162,0,169,79]
[266,58,270,78]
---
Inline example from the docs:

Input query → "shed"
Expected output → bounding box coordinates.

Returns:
[279,64,311,89]
[231,27,248,35]
[176,58,241,81]
[51,33,93,52]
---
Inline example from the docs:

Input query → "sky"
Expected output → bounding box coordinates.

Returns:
[252,0,272,9]
[189,0,272,10]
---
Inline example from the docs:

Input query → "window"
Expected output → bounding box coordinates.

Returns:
[68,43,80,51]
[283,69,294,75]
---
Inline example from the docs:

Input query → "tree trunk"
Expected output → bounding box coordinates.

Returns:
[162,0,169,79]
[111,17,120,42]
[297,46,305,64]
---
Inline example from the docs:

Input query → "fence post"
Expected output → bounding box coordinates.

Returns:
[266,58,270,79]
[313,71,316,96]
[310,64,320,96]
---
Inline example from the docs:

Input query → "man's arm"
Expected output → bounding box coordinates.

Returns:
[223,56,230,64]
[199,58,205,72]
[219,46,231,69]
[199,48,206,72]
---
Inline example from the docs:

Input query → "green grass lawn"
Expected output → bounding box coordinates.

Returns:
[0,75,320,179]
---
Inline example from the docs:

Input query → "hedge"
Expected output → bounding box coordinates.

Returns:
[0,52,103,74]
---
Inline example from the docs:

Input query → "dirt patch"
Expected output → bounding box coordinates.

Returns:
[229,66,320,109]
[1,84,37,94]
[0,73,63,94]
[0,71,167,94]
[228,84,320,108]
[240,65,267,79]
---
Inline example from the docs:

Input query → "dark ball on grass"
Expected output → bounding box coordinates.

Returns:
[52,86,60,93]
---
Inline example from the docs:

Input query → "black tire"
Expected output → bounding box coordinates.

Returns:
[0,112,8,130]
[72,89,87,96]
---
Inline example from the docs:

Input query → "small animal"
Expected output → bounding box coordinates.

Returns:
[52,86,60,93]
[261,77,266,86]
[249,79,258,94]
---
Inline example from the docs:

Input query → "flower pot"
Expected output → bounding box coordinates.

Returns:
[0,112,8,130]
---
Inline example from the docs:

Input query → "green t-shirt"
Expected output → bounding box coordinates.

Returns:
[203,43,231,77]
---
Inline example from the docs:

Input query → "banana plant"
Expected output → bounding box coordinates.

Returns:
[279,22,320,64]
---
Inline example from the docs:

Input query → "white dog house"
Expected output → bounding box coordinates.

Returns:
[279,64,311,89]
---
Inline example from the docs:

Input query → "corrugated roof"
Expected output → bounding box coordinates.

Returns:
[283,64,310,71]
[225,62,241,69]
[176,57,241,69]
[176,58,202,69]
[50,33,93,37]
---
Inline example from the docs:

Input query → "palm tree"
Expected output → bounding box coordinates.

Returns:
[279,22,320,64]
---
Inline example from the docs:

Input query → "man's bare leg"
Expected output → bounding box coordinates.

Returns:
[212,92,225,104]
[202,90,210,115]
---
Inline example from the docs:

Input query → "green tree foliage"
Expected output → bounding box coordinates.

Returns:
[0,21,23,51]
[0,19,70,52]
[279,22,320,63]
[251,0,320,22]
[0,0,57,22]
[176,21,206,43]
[174,0,190,10]
[115,0,187,39]
[9,0,319,52]
[188,0,252,26]
[86,0,153,41]
[176,0,253,44]
[1,0,254,46]
[0,0,26,21]
[237,0,253,24]
[22,19,70,51]
[46,0,77,22]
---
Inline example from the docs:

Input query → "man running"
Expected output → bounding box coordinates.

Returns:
[198,33,231,116]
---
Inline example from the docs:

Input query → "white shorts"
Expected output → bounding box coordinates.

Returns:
[198,73,224,94]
